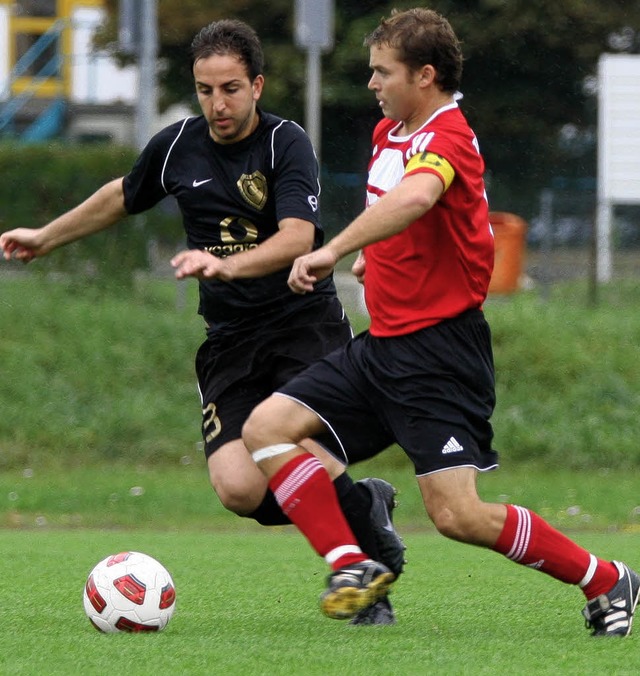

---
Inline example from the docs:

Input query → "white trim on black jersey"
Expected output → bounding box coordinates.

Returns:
[161,116,195,194]
[270,119,288,170]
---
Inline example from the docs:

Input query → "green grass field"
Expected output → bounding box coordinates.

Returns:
[2,273,640,470]
[2,459,640,532]
[2,274,640,673]
[2,528,640,675]
[1,459,640,675]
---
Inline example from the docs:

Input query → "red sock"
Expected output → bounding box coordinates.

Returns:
[493,505,618,599]
[269,453,367,571]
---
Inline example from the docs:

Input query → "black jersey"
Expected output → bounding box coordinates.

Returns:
[122,110,337,334]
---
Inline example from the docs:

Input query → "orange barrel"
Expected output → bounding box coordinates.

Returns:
[488,211,528,294]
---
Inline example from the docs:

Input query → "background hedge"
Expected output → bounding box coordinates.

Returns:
[0,143,183,283]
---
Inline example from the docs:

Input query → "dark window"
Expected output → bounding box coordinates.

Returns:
[15,32,61,77]
[16,1,57,18]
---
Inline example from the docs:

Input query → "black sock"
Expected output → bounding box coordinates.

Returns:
[333,473,379,560]
[246,489,292,526]
[245,473,377,555]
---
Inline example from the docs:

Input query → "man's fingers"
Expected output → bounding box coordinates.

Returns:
[1,244,35,262]
[170,251,190,267]
[175,261,201,279]
[172,250,222,280]
[288,264,316,293]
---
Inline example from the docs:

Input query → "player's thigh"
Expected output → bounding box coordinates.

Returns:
[275,341,394,465]
[196,346,267,457]
[207,439,268,515]
[243,393,328,448]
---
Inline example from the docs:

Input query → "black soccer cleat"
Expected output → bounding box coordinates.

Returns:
[582,561,640,637]
[357,477,407,577]
[348,596,396,626]
[320,560,395,620]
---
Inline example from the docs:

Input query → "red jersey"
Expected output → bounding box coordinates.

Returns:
[363,102,494,337]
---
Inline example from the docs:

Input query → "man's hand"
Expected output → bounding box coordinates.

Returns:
[288,247,337,294]
[171,249,233,281]
[352,251,366,284]
[0,228,45,262]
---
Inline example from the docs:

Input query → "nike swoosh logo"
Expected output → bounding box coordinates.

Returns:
[192,178,213,187]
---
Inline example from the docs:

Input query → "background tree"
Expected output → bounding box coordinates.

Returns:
[440,0,640,212]
[323,0,640,216]
[96,0,640,222]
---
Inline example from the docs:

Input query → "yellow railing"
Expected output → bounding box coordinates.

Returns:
[3,0,104,99]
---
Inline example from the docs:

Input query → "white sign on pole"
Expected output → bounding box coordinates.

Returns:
[596,53,640,281]
[294,0,335,157]
[294,0,334,51]
[598,54,640,204]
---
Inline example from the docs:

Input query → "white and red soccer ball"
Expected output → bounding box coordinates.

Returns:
[83,551,176,633]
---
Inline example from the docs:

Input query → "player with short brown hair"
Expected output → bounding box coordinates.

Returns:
[243,8,639,635]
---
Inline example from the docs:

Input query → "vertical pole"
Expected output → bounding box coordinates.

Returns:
[539,188,553,301]
[305,44,321,162]
[133,0,158,286]
[595,200,612,282]
[135,0,157,151]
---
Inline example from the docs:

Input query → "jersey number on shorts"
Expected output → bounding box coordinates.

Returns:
[202,402,222,442]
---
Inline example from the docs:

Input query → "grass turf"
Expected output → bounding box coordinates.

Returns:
[2,459,640,532]
[2,460,640,675]
[2,274,640,672]
[1,529,640,675]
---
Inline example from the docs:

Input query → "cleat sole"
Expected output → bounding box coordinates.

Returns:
[320,572,395,620]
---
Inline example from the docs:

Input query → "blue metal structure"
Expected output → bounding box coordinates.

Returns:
[0,19,66,141]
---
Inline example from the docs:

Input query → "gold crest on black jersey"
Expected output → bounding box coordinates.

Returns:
[237,171,268,210]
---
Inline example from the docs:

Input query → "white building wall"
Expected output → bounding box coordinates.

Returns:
[71,6,138,104]
[0,6,10,99]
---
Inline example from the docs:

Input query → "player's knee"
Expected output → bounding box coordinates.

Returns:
[430,507,462,540]
[212,483,255,515]
[429,505,479,542]
[242,397,288,449]
[243,396,322,457]
[208,473,256,516]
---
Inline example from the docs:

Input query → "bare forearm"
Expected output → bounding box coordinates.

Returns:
[326,173,442,261]
[172,218,316,282]
[224,218,314,279]
[286,177,440,295]
[38,178,127,251]
[326,200,417,261]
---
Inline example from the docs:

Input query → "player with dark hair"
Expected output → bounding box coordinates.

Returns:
[0,18,404,625]
[243,8,639,635]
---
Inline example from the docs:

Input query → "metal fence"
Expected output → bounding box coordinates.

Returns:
[523,188,640,292]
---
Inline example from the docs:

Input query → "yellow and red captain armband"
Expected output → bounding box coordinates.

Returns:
[405,151,455,190]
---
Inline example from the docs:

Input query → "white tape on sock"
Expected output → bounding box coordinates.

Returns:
[251,443,297,464]
[325,545,363,565]
[578,554,598,588]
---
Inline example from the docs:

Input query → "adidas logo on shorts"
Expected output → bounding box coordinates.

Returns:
[441,436,464,454]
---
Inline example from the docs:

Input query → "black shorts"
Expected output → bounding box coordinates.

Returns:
[196,296,351,457]
[277,309,499,476]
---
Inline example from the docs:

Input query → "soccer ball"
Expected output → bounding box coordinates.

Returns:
[83,551,176,633]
